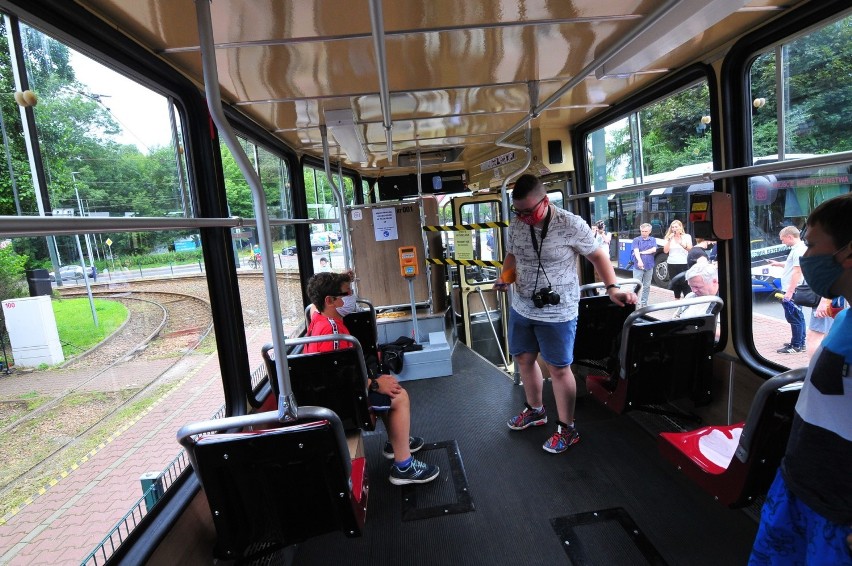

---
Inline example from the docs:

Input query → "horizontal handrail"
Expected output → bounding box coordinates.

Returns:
[0,215,340,237]
[567,149,852,202]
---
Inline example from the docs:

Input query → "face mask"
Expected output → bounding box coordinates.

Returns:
[799,244,849,299]
[337,293,358,316]
[518,197,549,226]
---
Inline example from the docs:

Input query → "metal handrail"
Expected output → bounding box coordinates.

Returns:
[567,149,852,202]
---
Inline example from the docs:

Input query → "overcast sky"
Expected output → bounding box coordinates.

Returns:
[70,50,172,153]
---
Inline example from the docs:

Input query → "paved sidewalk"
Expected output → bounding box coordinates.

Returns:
[0,327,274,565]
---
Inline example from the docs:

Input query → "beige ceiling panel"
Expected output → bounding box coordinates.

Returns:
[81,0,199,50]
[353,84,533,123]
[191,0,649,44]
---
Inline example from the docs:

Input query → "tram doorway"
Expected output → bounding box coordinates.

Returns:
[448,193,509,368]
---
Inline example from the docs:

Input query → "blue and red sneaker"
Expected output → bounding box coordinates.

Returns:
[543,425,580,454]
[507,403,547,430]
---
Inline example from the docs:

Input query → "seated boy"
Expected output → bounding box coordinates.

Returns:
[305,272,439,486]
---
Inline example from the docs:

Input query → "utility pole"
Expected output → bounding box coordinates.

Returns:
[72,171,96,272]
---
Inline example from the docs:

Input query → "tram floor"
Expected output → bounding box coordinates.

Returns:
[289,343,758,566]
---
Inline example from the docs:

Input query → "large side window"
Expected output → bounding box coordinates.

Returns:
[0,18,223,561]
[583,80,715,298]
[746,12,852,368]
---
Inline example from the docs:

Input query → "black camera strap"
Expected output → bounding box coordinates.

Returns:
[529,206,554,294]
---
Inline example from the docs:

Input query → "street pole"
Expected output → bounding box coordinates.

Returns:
[72,172,96,272]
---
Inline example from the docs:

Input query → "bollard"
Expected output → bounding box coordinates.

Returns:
[140,472,164,512]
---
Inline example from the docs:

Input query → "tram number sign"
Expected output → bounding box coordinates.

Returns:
[4,301,15,309]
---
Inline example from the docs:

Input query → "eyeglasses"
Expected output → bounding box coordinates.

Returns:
[511,195,547,217]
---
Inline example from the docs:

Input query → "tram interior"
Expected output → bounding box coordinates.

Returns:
[0,0,850,564]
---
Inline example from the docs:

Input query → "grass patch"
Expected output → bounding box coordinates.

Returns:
[0,384,183,518]
[0,393,52,429]
[52,298,128,358]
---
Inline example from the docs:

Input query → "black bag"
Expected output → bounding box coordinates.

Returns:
[792,284,820,308]
[378,336,423,374]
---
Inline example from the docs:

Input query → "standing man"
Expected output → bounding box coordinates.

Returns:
[495,174,637,453]
[768,226,807,353]
[749,193,852,565]
[631,223,656,307]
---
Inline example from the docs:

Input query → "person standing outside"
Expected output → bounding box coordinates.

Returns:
[768,226,807,353]
[494,174,637,453]
[631,223,656,307]
[663,220,693,299]
[749,193,852,565]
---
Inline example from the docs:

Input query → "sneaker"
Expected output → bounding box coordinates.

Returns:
[776,345,805,354]
[543,427,580,454]
[382,436,425,459]
[507,404,547,430]
[389,458,440,485]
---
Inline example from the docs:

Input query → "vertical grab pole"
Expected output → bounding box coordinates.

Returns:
[408,278,420,343]
[476,286,509,368]
[320,127,351,271]
[194,0,296,421]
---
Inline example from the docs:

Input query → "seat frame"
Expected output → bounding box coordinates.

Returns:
[657,368,805,507]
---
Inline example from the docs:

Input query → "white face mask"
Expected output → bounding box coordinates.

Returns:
[337,294,358,316]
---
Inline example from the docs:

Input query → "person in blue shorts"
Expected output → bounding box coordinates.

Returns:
[749,192,852,565]
[494,174,637,453]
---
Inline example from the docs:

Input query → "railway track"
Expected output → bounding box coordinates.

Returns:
[0,289,212,496]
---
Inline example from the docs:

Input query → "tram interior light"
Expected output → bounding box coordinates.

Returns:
[324,108,368,163]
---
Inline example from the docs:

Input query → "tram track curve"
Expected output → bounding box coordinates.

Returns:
[0,289,213,495]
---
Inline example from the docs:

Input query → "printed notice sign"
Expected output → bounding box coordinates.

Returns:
[454,231,473,260]
[351,209,362,221]
[372,207,398,241]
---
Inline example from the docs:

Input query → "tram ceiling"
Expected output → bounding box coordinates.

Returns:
[75,0,793,172]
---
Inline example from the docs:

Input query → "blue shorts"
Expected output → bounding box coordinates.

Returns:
[749,470,852,565]
[508,308,577,367]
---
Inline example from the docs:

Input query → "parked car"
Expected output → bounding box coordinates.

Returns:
[309,232,331,251]
[49,265,94,282]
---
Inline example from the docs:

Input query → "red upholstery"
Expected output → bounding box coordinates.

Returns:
[659,423,743,475]
[586,373,628,414]
[350,456,369,526]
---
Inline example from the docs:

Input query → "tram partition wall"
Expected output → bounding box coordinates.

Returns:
[348,199,446,313]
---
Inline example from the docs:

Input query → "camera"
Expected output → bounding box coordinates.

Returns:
[532,286,560,308]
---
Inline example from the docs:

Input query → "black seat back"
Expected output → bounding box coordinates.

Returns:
[619,296,722,408]
[343,301,378,364]
[262,338,373,431]
[574,294,635,369]
[729,370,804,506]
[178,407,363,559]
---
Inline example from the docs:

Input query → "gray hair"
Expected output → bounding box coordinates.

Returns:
[684,261,717,285]
[639,223,652,231]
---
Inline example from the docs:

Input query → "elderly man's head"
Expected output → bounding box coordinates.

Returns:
[684,261,718,296]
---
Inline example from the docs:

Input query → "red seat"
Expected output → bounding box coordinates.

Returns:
[657,368,804,508]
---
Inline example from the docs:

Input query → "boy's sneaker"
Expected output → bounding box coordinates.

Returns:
[777,345,804,354]
[382,436,425,459]
[389,458,440,485]
[543,427,580,454]
[507,404,547,430]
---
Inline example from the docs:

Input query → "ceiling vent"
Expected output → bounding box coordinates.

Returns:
[397,147,463,168]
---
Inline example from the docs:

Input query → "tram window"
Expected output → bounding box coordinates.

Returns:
[220,137,306,336]
[746,13,852,368]
[457,200,501,283]
[582,79,714,308]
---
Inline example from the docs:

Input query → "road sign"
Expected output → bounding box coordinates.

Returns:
[105,238,113,246]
